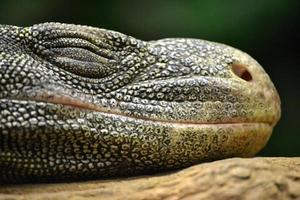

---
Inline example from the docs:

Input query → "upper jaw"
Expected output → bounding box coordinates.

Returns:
[0,98,275,129]
[0,72,280,127]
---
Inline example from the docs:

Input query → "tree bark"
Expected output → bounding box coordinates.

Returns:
[1,157,300,200]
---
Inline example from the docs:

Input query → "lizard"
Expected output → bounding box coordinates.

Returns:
[0,23,281,183]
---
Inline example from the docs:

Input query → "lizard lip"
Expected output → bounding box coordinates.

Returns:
[6,91,276,126]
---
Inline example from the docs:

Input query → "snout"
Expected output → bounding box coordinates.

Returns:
[229,49,281,127]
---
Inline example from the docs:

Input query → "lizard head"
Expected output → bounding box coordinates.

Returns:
[0,23,281,182]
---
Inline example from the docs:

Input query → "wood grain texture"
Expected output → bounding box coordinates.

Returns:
[1,157,299,200]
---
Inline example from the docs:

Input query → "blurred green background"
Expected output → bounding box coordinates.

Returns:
[0,0,299,156]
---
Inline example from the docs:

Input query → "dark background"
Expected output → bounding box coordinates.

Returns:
[0,0,299,156]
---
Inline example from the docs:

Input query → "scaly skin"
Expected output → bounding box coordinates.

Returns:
[0,23,280,183]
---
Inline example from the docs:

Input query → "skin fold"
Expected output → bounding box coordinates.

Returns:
[0,23,281,183]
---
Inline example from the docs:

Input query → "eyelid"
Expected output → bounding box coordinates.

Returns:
[34,37,118,78]
[49,47,116,78]
[54,56,113,78]
[43,37,116,60]
[50,47,111,64]
[27,24,136,79]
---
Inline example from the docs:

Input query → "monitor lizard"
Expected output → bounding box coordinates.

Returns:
[0,23,281,183]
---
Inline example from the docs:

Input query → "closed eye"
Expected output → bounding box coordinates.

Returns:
[49,47,116,78]
[34,37,118,78]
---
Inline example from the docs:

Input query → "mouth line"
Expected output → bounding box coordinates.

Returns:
[1,94,273,127]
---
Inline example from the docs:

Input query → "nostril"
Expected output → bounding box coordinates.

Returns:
[231,62,253,82]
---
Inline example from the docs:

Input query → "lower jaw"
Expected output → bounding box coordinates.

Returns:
[0,100,273,183]
[171,122,272,158]
[0,120,272,183]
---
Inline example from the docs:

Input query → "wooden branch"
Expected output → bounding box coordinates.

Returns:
[1,157,300,200]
